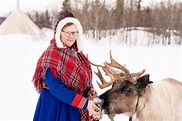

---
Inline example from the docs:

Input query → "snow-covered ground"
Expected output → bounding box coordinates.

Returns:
[0,29,181,121]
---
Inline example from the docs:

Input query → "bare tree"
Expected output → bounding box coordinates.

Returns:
[112,0,124,28]
[62,0,72,12]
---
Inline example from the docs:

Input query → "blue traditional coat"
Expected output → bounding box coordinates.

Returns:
[33,69,89,121]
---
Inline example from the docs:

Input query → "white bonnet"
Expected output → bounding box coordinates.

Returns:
[52,11,84,51]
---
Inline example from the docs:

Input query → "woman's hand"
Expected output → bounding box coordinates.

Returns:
[88,88,98,100]
[87,100,102,120]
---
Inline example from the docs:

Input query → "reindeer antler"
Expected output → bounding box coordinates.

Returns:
[105,50,135,82]
[89,60,125,89]
[89,50,146,89]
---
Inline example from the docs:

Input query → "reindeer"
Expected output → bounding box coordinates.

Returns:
[91,50,182,121]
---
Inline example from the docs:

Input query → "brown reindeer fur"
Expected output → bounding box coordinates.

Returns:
[98,76,182,121]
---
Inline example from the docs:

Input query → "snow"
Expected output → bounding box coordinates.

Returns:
[0,29,181,121]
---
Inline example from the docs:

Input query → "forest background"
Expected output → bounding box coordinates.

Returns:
[25,0,182,46]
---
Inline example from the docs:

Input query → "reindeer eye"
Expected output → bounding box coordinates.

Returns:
[125,88,132,93]
[121,87,133,96]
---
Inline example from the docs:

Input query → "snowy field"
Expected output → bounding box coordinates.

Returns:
[0,30,182,121]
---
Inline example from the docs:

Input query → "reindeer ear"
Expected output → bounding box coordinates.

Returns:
[136,74,153,90]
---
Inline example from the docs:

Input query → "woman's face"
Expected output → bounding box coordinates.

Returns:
[60,24,78,47]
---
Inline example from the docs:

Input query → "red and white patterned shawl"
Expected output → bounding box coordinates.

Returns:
[32,39,93,94]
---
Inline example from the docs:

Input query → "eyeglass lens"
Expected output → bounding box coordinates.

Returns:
[62,31,78,37]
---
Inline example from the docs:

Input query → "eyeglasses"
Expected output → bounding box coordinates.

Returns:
[61,30,79,37]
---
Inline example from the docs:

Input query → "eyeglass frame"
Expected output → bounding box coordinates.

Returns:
[61,30,79,37]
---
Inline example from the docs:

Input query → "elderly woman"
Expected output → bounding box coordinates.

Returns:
[32,11,101,121]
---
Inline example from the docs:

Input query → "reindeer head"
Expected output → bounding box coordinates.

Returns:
[91,50,153,117]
